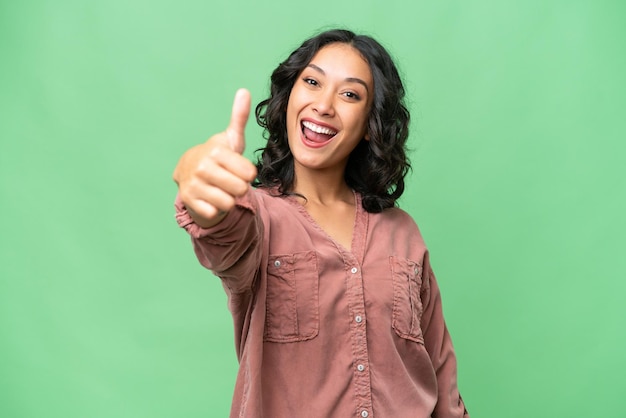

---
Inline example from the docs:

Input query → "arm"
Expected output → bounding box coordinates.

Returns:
[420,252,470,418]
[172,89,261,292]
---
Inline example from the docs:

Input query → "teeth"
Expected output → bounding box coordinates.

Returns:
[302,121,337,136]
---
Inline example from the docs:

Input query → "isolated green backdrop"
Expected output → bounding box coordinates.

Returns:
[1,1,625,417]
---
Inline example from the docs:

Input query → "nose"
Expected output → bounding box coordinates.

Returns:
[312,90,335,117]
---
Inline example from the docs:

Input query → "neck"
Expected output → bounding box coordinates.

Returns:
[291,165,353,206]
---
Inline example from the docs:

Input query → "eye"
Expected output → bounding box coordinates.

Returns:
[303,77,318,86]
[343,91,361,101]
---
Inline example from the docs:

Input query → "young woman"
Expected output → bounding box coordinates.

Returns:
[173,29,469,418]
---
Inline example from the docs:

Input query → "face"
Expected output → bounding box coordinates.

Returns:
[286,43,373,178]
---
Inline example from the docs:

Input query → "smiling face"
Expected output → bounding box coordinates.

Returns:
[286,42,374,180]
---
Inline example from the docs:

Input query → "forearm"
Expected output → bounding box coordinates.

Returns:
[175,189,264,292]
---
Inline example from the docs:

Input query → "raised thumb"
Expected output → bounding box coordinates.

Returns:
[226,88,251,154]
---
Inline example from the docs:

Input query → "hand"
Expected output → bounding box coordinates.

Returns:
[173,89,258,228]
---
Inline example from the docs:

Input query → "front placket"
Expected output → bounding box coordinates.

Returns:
[343,252,373,418]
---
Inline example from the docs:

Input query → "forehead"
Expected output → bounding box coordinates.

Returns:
[306,43,373,85]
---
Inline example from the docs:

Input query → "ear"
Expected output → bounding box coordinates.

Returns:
[364,131,371,141]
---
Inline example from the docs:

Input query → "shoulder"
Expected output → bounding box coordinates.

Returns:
[369,205,427,247]
[362,204,431,266]
[376,205,421,230]
[245,186,306,226]
[248,186,292,209]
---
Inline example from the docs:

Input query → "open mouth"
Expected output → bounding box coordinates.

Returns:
[301,120,337,144]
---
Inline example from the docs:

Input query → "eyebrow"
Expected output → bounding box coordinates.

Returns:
[307,63,370,92]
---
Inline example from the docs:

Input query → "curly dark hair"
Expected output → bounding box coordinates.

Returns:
[253,29,411,213]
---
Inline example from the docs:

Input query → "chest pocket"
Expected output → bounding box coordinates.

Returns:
[390,256,425,344]
[264,251,319,343]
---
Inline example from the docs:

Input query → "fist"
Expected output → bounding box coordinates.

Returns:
[173,89,258,227]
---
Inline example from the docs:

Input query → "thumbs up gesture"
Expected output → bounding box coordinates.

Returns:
[173,89,258,228]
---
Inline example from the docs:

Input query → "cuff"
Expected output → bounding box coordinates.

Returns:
[173,188,256,239]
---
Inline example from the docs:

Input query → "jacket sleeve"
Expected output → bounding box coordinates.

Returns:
[420,252,469,418]
[174,187,264,293]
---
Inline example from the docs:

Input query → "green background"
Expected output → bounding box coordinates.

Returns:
[1,0,625,417]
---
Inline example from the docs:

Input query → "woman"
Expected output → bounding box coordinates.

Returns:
[174,29,469,418]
